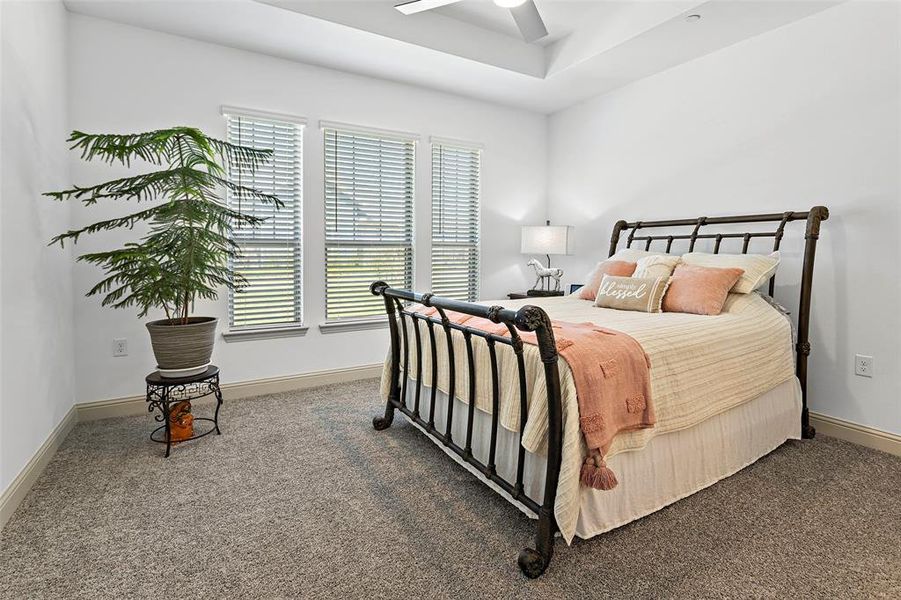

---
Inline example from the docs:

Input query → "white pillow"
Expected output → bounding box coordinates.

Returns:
[634,254,681,279]
[610,248,669,263]
[680,251,780,294]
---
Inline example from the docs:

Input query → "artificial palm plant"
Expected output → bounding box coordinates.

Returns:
[47,126,279,376]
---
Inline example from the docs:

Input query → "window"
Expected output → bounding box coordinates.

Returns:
[431,140,481,301]
[224,109,303,330]
[324,125,415,321]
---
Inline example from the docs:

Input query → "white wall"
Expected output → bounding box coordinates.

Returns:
[0,0,76,494]
[67,14,548,403]
[547,1,901,434]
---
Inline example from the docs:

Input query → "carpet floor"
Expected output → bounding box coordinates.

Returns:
[1,379,899,599]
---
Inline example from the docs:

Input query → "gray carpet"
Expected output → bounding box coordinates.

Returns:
[1,379,899,599]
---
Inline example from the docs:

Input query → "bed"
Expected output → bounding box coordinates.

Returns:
[370,207,829,578]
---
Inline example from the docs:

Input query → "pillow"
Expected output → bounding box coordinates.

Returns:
[634,254,681,279]
[681,251,780,294]
[578,260,637,300]
[594,275,670,313]
[662,264,744,316]
[610,248,668,263]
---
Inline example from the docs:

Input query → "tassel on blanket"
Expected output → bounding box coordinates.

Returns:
[580,451,618,491]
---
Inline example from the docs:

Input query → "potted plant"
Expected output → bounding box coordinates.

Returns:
[47,127,280,377]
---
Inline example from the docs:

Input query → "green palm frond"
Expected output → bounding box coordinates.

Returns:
[46,126,280,323]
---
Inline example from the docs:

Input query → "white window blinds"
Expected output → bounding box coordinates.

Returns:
[324,127,415,321]
[225,112,303,329]
[431,142,480,301]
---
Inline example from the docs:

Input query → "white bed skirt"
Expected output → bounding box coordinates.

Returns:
[400,377,801,542]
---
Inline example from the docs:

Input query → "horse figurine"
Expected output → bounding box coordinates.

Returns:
[527,258,563,292]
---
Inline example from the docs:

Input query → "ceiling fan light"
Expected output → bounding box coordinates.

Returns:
[494,0,528,8]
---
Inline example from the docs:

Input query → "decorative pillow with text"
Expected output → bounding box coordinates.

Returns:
[594,275,670,313]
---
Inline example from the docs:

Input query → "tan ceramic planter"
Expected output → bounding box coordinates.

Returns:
[146,317,217,378]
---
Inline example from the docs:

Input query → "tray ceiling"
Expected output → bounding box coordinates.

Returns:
[65,0,844,113]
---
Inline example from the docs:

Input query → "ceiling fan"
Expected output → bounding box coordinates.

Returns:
[395,0,548,43]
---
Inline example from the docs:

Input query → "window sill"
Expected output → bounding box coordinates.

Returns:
[318,316,388,334]
[222,325,309,342]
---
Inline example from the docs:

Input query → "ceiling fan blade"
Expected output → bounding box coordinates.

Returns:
[510,0,548,43]
[394,0,462,15]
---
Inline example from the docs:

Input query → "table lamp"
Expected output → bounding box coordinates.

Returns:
[520,221,573,293]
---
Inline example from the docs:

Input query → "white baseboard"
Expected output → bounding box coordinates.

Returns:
[76,363,383,421]
[810,412,901,457]
[0,407,77,530]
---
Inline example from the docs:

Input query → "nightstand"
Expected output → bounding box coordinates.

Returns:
[507,290,565,300]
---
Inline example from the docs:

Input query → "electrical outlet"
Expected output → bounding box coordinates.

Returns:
[854,354,873,378]
[113,338,128,357]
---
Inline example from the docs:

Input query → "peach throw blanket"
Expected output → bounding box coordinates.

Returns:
[413,307,654,490]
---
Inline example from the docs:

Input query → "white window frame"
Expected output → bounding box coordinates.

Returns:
[221,106,306,340]
[320,121,418,328]
[430,137,482,302]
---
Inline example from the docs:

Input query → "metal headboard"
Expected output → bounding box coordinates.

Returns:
[607,206,829,439]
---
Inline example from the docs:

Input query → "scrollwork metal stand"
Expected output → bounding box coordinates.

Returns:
[145,366,223,458]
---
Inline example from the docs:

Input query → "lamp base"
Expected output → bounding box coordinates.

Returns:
[526,289,565,297]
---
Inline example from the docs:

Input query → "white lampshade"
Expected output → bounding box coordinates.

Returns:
[520,224,573,256]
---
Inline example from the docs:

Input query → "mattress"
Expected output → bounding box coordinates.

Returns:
[399,377,801,541]
[382,292,796,542]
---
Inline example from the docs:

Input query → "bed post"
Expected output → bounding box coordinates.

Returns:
[514,306,563,579]
[371,281,399,431]
[796,206,829,439]
[608,219,629,258]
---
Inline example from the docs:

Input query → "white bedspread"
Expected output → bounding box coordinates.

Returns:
[380,292,795,543]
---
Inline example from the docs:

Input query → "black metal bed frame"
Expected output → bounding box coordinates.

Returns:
[371,206,828,579]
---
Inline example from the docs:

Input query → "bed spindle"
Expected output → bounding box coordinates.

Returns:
[626,222,641,248]
[395,300,410,409]
[486,338,501,476]
[426,319,438,431]
[412,317,423,418]
[463,331,477,457]
[688,216,706,251]
[505,323,529,499]
[435,307,456,443]
[768,212,793,297]
[773,213,792,251]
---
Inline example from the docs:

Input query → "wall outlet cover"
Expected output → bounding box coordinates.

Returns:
[113,338,128,357]
[854,354,873,378]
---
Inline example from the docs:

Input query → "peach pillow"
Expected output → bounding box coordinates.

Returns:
[662,264,744,316]
[579,260,637,300]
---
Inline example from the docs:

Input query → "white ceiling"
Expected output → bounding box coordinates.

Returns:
[65,0,844,113]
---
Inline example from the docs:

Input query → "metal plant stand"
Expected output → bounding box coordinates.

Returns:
[145,366,223,457]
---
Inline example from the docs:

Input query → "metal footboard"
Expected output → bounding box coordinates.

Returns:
[370,281,564,578]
